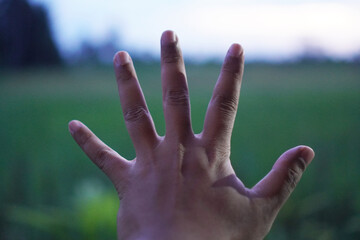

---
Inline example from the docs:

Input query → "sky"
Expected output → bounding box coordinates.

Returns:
[30,0,360,61]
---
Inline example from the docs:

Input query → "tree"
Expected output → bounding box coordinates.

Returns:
[0,0,61,68]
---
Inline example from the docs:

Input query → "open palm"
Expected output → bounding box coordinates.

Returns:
[69,30,314,240]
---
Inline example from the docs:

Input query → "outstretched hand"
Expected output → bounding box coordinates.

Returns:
[69,30,314,240]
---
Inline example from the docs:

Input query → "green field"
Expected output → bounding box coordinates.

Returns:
[1,62,359,239]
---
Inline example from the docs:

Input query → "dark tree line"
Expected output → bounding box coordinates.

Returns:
[0,0,61,68]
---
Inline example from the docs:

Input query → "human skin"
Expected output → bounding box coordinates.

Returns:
[68,30,315,240]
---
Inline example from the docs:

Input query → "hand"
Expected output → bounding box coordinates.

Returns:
[68,30,315,240]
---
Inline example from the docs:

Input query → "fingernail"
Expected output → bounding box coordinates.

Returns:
[228,43,243,57]
[68,120,81,135]
[161,30,177,45]
[114,51,130,67]
[300,146,315,164]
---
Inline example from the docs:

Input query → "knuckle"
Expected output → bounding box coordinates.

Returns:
[78,131,92,146]
[222,56,242,76]
[162,44,181,64]
[295,156,307,172]
[118,69,135,82]
[212,95,238,117]
[162,54,181,64]
[94,147,112,171]
[284,162,304,193]
[206,143,230,163]
[166,88,189,106]
[124,105,148,123]
[286,168,299,192]
[216,144,231,159]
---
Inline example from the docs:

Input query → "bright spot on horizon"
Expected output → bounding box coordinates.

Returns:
[31,0,360,60]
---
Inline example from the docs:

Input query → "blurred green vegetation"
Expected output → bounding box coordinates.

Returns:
[0,62,359,239]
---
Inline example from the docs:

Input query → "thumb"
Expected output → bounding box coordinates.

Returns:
[251,146,315,208]
[68,120,130,194]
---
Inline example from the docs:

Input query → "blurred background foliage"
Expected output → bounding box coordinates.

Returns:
[0,0,359,239]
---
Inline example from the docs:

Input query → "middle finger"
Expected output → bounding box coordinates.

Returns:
[161,30,192,140]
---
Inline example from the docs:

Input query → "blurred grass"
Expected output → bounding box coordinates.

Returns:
[0,62,359,239]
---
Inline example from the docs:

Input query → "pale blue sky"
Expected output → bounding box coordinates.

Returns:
[30,0,360,60]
